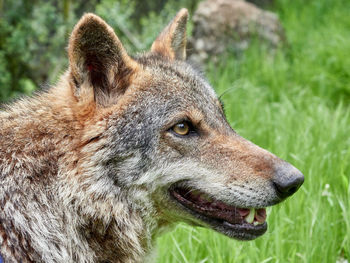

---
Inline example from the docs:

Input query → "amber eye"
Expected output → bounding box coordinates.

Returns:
[172,122,190,136]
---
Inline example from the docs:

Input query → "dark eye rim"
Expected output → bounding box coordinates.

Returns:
[168,120,198,138]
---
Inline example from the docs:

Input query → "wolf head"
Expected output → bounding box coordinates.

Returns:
[66,9,303,241]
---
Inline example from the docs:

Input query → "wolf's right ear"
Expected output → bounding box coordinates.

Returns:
[68,13,138,104]
[151,9,188,61]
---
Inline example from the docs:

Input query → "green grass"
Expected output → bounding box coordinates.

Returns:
[156,0,350,262]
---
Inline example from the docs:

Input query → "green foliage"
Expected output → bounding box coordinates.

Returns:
[0,0,73,101]
[0,0,200,101]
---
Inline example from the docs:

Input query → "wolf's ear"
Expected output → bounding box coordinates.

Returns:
[68,13,138,104]
[151,8,188,61]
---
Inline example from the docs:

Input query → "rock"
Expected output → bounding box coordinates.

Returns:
[246,0,274,7]
[189,0,285,64]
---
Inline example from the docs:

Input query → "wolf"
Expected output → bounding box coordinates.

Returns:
[0,8,304,263]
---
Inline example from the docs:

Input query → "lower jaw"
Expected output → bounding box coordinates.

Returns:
[169,189,268,240]
[187,207,268,240]
[213,220,267,240]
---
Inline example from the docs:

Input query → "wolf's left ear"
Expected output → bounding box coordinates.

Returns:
[68,13,138,104]
[151,8,188,61]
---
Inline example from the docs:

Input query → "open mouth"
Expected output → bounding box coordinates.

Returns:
[169,186,268,240]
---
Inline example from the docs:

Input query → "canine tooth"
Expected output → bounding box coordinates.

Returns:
[253,221,259,226]
[245,208,255,224]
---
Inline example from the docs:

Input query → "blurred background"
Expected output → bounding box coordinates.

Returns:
[0,0,201,100]
[0,0,349,262]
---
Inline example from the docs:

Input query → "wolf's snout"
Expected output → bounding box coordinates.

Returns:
[272,163,304,199]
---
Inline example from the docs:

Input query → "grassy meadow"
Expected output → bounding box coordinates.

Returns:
[157,0,350,262]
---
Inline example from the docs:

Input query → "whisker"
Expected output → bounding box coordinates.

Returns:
[218,86,237,100]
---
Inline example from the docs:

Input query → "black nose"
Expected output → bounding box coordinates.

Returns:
[273,164,304,199]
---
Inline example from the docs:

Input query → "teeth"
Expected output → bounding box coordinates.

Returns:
[190,190,214,201]
[245,208,255,223]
